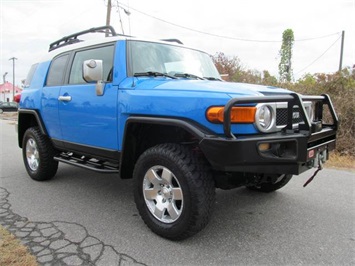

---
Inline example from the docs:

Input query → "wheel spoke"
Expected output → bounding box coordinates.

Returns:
[143,188,159,200]
[32,160,39,170]
[172,188,183,200]
[167,202,180,220]
[154,203,165,219]
[161,168,173,184]
[145,168,161,186]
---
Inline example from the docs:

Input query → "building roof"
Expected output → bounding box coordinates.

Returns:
[0,82,22,93]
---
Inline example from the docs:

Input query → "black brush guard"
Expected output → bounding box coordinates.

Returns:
[199,93,338,175]
[223,93,338,139]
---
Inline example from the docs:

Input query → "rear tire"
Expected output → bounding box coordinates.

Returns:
[22,127,58,181]
[133,143,215,240]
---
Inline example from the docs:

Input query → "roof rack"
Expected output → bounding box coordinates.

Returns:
[161,39,184,45]
[49,26,118,52]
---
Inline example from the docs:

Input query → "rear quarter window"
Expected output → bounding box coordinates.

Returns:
[24,63,39,88]
[46,54,69,86]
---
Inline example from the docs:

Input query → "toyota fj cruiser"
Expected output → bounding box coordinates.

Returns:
[18,26,338,240]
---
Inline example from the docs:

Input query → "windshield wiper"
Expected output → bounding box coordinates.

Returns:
[204,77,223,81]
[174,73,206,80]
[134,71,177,79]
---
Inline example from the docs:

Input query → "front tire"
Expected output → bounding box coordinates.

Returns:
[22,127,58,181]
[133,144,215,240]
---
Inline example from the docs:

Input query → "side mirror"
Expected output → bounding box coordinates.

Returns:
[83,59,104,96]
[83,59,103,82]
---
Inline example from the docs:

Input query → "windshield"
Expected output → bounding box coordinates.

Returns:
[127,40,221,79]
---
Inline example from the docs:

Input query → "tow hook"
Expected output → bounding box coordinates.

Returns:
[303,152,324,187]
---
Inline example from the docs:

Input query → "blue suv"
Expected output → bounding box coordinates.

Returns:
[18,26,338,240]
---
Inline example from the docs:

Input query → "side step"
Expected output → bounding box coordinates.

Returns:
[54,153,119,173]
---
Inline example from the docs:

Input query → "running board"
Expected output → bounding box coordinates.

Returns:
[54,153,119,174]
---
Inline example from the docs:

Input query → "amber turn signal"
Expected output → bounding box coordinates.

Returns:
[206,106,256,123]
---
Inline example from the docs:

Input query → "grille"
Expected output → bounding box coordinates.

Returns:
[276,108,304,126]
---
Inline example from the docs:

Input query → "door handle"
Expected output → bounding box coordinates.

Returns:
[58,95,72,102]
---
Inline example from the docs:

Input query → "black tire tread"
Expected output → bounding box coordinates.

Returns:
[133,143,215,240]
[22,127,58,181]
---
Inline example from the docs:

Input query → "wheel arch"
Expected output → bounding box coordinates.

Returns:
[119,117,211,179]
[18,109,48,148]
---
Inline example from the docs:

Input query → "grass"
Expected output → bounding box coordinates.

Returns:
[0,225,38,266]
[327,153,355,171]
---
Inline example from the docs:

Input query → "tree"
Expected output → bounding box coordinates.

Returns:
[212,52,243,81]
[233,69,262,84]
[278,29,294,82]
[262,70,278,86]
[212,53,276,85]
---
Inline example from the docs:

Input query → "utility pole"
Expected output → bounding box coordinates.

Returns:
[9,57,17,100]
[105,0,112,37]
[339,30,345,72]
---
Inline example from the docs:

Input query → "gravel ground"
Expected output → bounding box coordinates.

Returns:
[0,112,18,122]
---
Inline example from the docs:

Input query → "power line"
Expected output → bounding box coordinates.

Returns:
[295,32,341,42]
[120,3,340,43]
[295,35,342,75]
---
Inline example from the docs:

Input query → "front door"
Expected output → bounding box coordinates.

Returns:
[58,44,118,151]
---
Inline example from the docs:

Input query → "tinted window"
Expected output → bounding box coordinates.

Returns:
[69,45,114,84]
[46,54,69,86]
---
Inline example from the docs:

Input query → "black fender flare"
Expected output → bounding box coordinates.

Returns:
[17,109,48,148]
[119,116,213,179]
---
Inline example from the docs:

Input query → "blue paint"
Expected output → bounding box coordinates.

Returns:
[21,38,291,151]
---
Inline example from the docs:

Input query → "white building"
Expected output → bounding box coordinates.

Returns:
[0,82,22,102]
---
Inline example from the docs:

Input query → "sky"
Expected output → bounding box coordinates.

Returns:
[1,0,354,87]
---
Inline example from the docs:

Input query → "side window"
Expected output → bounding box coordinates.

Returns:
[69,45,114,85]
[46,54,69,86]
[24,63,38,88]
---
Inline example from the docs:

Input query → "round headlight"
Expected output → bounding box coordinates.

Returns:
[255,105,274,132]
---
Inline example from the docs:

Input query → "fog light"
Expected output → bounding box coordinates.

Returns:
[259,143,270,151]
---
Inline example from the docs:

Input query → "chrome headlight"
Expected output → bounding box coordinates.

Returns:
[255,104,276,132]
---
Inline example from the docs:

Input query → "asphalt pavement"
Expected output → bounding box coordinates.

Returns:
[0,118,354,266]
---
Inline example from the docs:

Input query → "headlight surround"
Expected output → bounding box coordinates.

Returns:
[304,102,314,122]
[255,104,276,132]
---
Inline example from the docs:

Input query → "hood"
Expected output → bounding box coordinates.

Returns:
[133,78,290,97]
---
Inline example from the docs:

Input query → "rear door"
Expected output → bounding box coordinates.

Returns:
[58,44,119,152]
[41,53,70,140]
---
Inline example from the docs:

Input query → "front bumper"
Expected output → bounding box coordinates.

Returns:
[199,93,338,175]
[199,128,336,175]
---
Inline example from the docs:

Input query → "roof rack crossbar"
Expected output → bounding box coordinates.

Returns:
[160,39,184,45]
[49,26,117,52]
